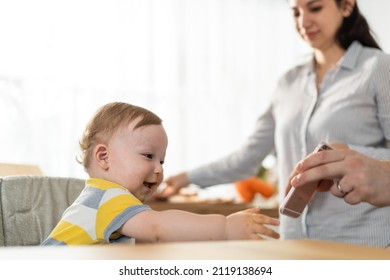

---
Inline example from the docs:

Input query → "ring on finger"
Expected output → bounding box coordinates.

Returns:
[337,182,346,196]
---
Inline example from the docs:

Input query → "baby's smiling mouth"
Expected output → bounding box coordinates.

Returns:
[143,181,157,190]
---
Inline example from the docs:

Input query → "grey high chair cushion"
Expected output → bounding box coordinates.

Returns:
[0,176,85,246]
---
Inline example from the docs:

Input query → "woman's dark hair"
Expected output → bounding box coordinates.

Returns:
[336,0,381,50]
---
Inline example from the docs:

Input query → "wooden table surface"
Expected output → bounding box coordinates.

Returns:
[1,239,389,260]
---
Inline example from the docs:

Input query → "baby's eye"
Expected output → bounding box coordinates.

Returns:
[143,154,153,160]
[160,160,165,165]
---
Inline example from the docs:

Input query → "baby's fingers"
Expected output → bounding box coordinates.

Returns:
[248,233,264,240]
[253,223,280,239]
[253,214,280,227]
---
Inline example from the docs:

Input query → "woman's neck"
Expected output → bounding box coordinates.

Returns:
[314,44,345,70]
[313,44,346,92]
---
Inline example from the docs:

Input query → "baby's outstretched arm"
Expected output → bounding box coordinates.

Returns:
[119,207,280,243]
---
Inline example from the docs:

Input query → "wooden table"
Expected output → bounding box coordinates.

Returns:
[1,240,389,260]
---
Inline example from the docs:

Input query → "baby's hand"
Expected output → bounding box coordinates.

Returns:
[225,207,280,240]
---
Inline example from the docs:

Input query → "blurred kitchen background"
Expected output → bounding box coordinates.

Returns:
[1,0,389,182]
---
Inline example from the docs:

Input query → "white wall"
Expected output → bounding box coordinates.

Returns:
[0,0,388,179]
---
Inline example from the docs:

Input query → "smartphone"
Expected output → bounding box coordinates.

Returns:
[279,141,333,218]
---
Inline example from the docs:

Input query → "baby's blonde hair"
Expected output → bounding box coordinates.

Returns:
[78,102,162,170]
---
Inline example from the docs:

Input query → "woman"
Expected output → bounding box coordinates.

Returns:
[158,0,390,247]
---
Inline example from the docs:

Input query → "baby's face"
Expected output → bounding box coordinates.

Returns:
[105,120,168,202]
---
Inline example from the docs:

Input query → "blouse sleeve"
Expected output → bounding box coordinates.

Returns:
[350,52,390,160]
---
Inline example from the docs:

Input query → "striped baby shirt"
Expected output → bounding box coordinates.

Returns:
[41,178,151,245]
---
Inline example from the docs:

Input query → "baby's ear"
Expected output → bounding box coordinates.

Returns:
[94,144,109,170]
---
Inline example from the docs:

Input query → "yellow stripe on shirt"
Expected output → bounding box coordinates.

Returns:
[50,220,97,245]
[86,178,124,191]
[95,193,143,239]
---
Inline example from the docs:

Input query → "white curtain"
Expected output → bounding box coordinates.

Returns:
[0,0,388,179]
